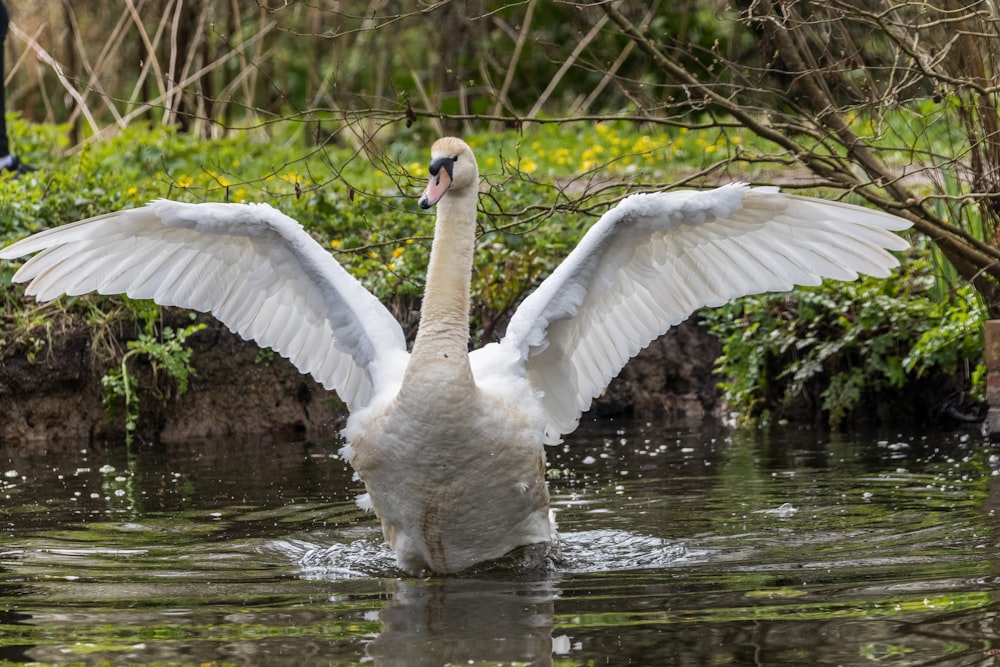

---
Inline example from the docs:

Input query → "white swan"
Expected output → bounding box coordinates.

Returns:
[0,137,911,574]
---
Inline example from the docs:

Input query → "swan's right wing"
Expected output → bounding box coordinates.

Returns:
[500,184,911,442]
[0,200,408,412]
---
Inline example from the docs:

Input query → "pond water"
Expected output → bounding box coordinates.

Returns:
[2,418,1000,666]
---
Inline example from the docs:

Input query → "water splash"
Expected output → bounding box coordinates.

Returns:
[271,537,399,579]
[274,528,692,580]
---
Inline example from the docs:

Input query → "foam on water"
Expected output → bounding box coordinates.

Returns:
[273,528,692,580]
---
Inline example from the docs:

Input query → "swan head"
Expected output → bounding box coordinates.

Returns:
[419,137,478,209]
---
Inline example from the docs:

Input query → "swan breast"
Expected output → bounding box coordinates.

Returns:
[344,375,551,574]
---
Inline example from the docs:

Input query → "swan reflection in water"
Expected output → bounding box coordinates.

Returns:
[371,576,559,666]
[286,528,689,666]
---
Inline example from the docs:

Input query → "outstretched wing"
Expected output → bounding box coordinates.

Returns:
[499,184,911,442]
[0,200,407,411]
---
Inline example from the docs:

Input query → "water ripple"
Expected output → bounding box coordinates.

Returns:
[554,529,693,572]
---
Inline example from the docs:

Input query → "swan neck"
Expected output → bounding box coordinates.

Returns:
[410,188,477,366]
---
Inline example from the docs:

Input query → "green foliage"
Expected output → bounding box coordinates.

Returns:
[254,348,275,365]
[702,247,984,427]
[101,320,207,442]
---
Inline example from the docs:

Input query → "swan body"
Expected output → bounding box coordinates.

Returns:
[0,137,911,574]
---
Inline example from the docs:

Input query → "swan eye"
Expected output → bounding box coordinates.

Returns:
[428,156,456,179]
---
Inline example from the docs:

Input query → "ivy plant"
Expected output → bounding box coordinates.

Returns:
[701,247,984,427]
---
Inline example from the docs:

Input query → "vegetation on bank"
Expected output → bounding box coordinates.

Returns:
[0,118,983,430]
[702,256,983,427]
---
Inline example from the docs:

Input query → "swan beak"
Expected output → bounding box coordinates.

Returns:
[419,157,455,209]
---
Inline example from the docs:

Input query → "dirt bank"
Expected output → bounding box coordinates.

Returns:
[2,303,978,447]
[0,312,342,444]
[0,310,724,446]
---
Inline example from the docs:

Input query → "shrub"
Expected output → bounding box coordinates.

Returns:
[702,244,984,427]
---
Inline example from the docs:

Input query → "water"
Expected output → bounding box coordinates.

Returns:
[2,419,1000,666]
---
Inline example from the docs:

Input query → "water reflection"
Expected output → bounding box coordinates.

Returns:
[3,420,1000,665]
[286,526,689,664]
[369,576,558,666]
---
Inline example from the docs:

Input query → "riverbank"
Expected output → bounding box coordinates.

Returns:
[0,310,724,446]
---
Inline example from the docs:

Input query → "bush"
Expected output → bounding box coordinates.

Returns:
[701,244,984,427]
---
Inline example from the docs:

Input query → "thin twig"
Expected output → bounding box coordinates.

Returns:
[9,22,100,135]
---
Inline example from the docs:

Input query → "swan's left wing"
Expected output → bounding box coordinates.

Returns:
[0,200,407,412]
[499,183,911,442]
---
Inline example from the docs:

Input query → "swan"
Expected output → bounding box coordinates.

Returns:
[0,136,911,574]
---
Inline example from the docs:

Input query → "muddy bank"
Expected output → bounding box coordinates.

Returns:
[0,310,724,446]
[0,305,978,447]
[0,312,347,445]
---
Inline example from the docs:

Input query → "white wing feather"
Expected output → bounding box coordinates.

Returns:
[0,200,407,411]
[498,184,911,442]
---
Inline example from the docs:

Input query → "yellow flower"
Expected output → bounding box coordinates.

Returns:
[580,146,603,165]
[126,186,138,196]
[368,251,378,259]
[215,175,231,187]
[392,246,404,258]
[632,135,655,153]
[330,239,343,248]
[176,174,194,188]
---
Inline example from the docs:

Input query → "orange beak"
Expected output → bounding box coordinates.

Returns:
[418,157,455,209]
